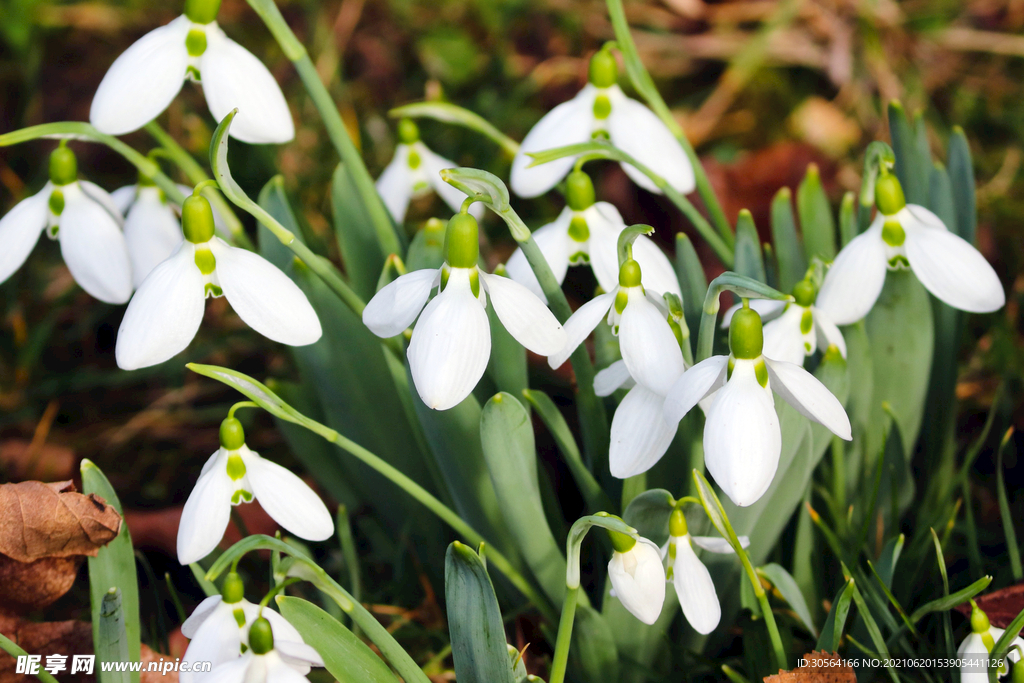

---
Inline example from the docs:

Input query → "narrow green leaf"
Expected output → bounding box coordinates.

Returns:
[445,542,517,683]
[675,233,708,341]
[913,113,933,200]
[930,529,954,666]
[332,163,385,301]
[816,578,855,652]
[848,584,899,682]
[874,534,905,589]
[389,102,520,156]
[486,301,528,400]
[770,187,806,292]
[947,127,977,243]
[888,101,926,205]
[839,191,857,248]
[997,429,1023,580]
[0,633,59,683]
[758,563,818,637]
[866,560,917,636]
[989,605,1024,681]
[622,489,675,548]
[733,210,766,283]
[278,596,399,683]
[98,589,131,683]
[190,563,218,597]
[569,605,620,683]
[909,575,991,624]
[81,460,140,683]
[796,164,836,262]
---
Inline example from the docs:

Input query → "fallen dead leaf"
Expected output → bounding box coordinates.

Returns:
[0,555,82,614]
[764,651,856,682]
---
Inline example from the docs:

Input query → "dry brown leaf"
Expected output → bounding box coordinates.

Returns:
[764,651,856,683]
[0,481,121,562]
[0,555,81,614]
[954,583,1024,628]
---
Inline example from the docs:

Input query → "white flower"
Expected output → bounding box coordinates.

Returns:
[177,418,333,565]
[110,183,186,288]
[816,175,1004,325]
[664,305,851,507]
[510,49,694,198]
[204,618,323,683]
[115,193,321,370]
[958,602,1024,683]
[89,9,293,144]
[362,213,565,410]
[608,536,666,625]
[504,171,680,301]
[375,119,484,224]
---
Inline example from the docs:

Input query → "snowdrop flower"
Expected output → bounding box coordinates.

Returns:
[362,211,565,410]
[115,190,321,370]
[958,600,1024,683]
[504,170,680,301]
[722,278,845,366]
[664,303,852,507]
[0,145,132,304]
[510,48,695,198]
[179,572,307,683]
[110,178,187,288]
[205,616,323,683]
[816,172,1004,325]
[376,119,484,224]
[177,416,333,565]
[90,0,293,144]
[606,527,666,625]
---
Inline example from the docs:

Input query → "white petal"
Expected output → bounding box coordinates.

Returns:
[274,641,324,668]
[902,205,1005,313]
[720,299,786,328]
[594,359,633,397]
[407,268,490,410]
[115,241,205,370]
[182,604,242,679]
[256,609,305,652]
[761,309,807,366]
[607,540,666,625]
[510,86,597,198]
[609,385,677,478]
[815,221,887,325]
[547,290,615,370]
[264,651,318,683]
[89,16,190,136]
[79,181,126,224]
[110,185,138,214]
[180,595,223,638]
[672,538,720,635]
[690,536,747,553]
[201,28,294,144]
[584,202,626,293]
[632,235,681,297]
[481,272,565,355]
[58,186,133,303]
[375,145,413,224]
[0,187,49,284]
[210,238,322,345]
[813,308,847,358]
[503,209,572,300]
[607,90,695,195]
[362,268,437,337]
[124,189,184,288]
[704,361,780,507]
[663,355,728,425]
[419,145,484,219]
[176,451,234,564]
[619,291,685,396]
[203,652,252,683]
[242,448,333,541]
[764,358,852,440]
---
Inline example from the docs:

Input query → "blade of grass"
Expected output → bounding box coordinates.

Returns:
[996,428,1023,580]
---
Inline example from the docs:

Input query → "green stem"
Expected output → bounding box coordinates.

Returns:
[0,635,59,683]
[244,0,403,257]
[832,436,846,521]
[604,0,732,245]
[548,586,579,683]
[336,505,362,635]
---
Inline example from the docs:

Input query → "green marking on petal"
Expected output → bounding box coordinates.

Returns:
[231,489,253,504]
[204,283,223,297]
[614,289,629,314]
[440,266,451,292]
[666,566,674,580]
[755,359,768,388]
[568,251,589,264]
[800,308,813,335]
[47,224,59,239]
[233,608,246,627]
[186,65,201,81]
[195,248,216,274]
[48,189,65,216]
[727,357,735,380]
[881,219,906,247]
[593,95,612,120]
[226,454,246,480]
[804,342,812,353]
[888,255,909,269]
[591,129,610,141]
[185,28,207,57]
[407,150,422,170]
[469,268,480,298]
[568,215,590,243]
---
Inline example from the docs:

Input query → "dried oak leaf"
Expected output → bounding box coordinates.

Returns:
[0,555,82,614]
[0,480,121,562]
[764,651,856,683]
[955,583,1024,628]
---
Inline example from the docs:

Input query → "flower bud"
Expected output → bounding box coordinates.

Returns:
[443,212,479,269]
[875,173,906,216]
[970,600,991,635]
[607,528,637,553]
[398,118,420,145]
[588,49,618,89]
[729,305,764,360]
[221,571,245,604]
[792,279,816,308]
[565,171,595,212]
[669,507,688,537]
[48,146,78,186]
[184,0,221,24]
[182,194,216,244]
[618,259,642,288]
[220,416,246,451]
[247,617,274,655]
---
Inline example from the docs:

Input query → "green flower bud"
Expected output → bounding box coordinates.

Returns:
[247,617,274,655]
[49,146,78,186]
[618,259,642,288]
[398,118,420,145]
[607,529,636,553]
[182,194,216,244]
[184,0,221,24]
[221,572,245,604]
[729,305,764,360]
[220,416,246,451]
[970,599,991,635]
[792,279,816,308]
[443,212,479,269]
[875,173,906,216]
[565,171,595,212]
[669,507,688,537]
[588,49,618,89]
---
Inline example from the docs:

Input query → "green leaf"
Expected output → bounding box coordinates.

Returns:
[888,101,927,205]
[733,210,766,283]
[98,589,131,683]
[675,233,708,339]
[848,583,898,682]
[389,102,520,156]
[277,596,399,683]
[480,393,566,603]
[758,564,817,637]
[569,605,620,683]
[0,633,59,683]
[997,430,1023,580]
[947,127,977,243]
[770,187,806,292]
[332,163,385,301]
[445,542,516,683]
[406,218,446,271]
[908,575,991,624]
[874,534,905,589]
[81,460,140,683]
[621,488,674,548]
[816,578,855,652]
[796,164,836,262]
[988,604,1024,681]
[486,293,528,399]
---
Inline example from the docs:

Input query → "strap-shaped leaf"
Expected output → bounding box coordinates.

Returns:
[758,564,818,637]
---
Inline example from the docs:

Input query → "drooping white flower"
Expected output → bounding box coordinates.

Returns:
[607,531,666,625]
[510,48,695,198]
[0,146,132,304]
[362,212,565,410]
[204,616,323,683]
[375,119,484,224]
[504,170,680,301]
[110,182,186,288]
[179,573,306,683]
[816,173,1004,325]
[958,600,1024,683]
[664,304,851,507]
[115,191,321,370]
[89,0,293,144]
[177,417,333,565]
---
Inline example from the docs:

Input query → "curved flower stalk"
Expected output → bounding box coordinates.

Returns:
[89,0,293,143]
[0,145,132,304]
[115,189,322,370]
[179,572,306,683]
[510,48,694,198]
[362,210,565,410]
[816,171,1004,325]
[177,416,333,565]
[664,303,852,507]
[722,278,845,366]
[958,600,1024,682]
[375,119,484,224]
[203,616,324,683]
[504,170,680,300]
